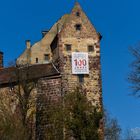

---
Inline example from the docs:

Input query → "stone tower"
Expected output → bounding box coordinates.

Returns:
[51,2,102,107]
[35,2,103,139]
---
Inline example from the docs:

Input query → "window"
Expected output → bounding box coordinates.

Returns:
[65,44,71,52]
[75,24,81,31]
[88,45,94,52]
[78,74,84,83]
[76,12,80,17]
[36,58,38,63]
[44,54,50,61]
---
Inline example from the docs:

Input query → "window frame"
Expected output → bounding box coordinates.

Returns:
[44,54,50,62]
[78,74,84,83]
[65,44,72,52]
[88,45,94,52]
[75,24,82,31]
[76,12,80,17]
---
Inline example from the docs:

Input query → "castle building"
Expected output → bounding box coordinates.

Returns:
[17,2,102,103]
[0,2,103,139]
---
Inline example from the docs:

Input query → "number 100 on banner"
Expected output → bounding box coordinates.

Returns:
[72,52,89,74]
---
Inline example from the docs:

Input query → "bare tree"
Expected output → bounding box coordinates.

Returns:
[128,45,140,97]
[124,128,136,140]
[104,111,121,140]
[8,64,37,139]
[0,89,29,140]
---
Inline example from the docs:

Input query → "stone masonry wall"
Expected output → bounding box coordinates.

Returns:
[36,76,62,140]
[58,37,102,107]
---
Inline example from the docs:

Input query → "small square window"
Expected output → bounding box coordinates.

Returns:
[76,12,80,17]
[44,54,50,61]
[88,45,94,52]
[78,74,84,83]
[65,44,71,51]
[75,24,81,31]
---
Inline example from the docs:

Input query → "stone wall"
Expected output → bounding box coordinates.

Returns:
[36,76,62,140]
[0,85,37,139]
[58,40,102,106]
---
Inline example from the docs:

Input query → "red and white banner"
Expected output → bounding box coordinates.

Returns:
[72,52,89,74]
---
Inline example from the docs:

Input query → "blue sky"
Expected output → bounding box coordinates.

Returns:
[0,0,140,137]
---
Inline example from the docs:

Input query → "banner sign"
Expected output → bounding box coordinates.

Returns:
[72,52,89,74]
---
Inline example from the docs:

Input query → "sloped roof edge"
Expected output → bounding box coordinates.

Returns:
[0,63,60,86]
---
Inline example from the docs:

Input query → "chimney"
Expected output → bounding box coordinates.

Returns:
[42,30,49,38]
[26,40,31,49]
[0,51,3,69]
